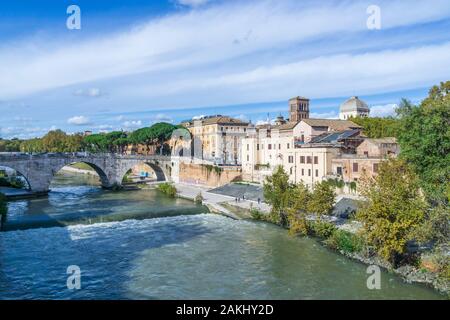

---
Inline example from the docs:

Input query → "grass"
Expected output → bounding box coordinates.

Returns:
[157,183,177,198]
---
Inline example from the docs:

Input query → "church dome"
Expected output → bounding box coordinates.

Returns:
[340,96,370,113]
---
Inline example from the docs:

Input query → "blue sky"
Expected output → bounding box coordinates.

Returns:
[1,0,449,139]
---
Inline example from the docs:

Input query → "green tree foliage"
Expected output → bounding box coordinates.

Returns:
[1,122,178,155]
[396,81,450,204]
[0,138,23,152]
[325,229,364,254]
[129,123,178,155]
[413,205,449,247]
[350,116,399,138]
[357,158,427,265]
[307,181,336,216]
[40,130,83,152]
[263,166,293,226]
[20,138,44,153]
[83,131,129,153]
[286,183,312,236]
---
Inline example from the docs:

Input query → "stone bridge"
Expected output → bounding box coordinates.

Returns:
[0,153,178,194]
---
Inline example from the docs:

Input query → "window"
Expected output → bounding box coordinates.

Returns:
[247,155,249,161]
[247,144,249,151]
[307,156,312,164]
[353,162,359,172]
[373,163,379,173]
[300,156,305,164]
[301,169,304,176]
[308,169,311,177]
[288,156,294,163]
[287,143,290,149]
[337,167,343,176]
[257,144,260,151]
[315,169,318,177]
[290,167,293,175]
[314,156,318,164]
[268,144,272,150]
[279,144,281,150]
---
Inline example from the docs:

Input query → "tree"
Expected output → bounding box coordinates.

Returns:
[83,134,109,153]
[357,158,427,265]
[20,138,44,153]
[350,116,399,138]
[286,182,312,236]
[307,181,336,216]
[0,138,22,152]
[263,166,293,226]
[41,130,69,152]
[396,81,450,204]
[413,205,449,247]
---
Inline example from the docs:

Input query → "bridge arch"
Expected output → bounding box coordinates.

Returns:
[118,160,170,184]
[49,161,112,189]
[0,165,31,190]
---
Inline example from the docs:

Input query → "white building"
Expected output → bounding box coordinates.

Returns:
[339,96,370,120]
[242,118,362,188]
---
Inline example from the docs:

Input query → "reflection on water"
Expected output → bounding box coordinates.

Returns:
[0,173,444,300]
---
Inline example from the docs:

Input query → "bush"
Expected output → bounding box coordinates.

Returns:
[288,214,311,237]
[312,220,337,239]
[325,230,364,254]
[157,183,177,198]
[421,248,450,280]
[250,208,266,221]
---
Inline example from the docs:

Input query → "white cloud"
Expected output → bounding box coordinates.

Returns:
[67,116,91,125]
[370,103,398,117]
[152,113,173,123]
[122,120,142,128]
[310,111,339,119]
[73,88,103,97]
[176,0,211,8]
[1,0,450,101]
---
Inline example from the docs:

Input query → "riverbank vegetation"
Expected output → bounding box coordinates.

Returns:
[157,183,177,198]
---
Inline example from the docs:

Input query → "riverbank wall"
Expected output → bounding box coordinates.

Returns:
[178,163,242,188]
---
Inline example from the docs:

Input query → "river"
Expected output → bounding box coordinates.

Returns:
[0,172,444,299]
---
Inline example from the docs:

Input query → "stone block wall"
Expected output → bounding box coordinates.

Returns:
[178,163,242,188]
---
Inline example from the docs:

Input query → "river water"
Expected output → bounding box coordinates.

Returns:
[0,172,444,299]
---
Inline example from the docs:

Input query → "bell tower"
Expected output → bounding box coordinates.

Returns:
[289,96,310,122]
